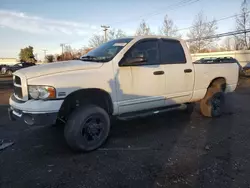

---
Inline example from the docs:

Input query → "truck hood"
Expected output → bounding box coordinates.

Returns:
[15,60,103,79]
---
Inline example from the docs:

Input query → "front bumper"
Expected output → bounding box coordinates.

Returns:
[8,106,58,126]
[9,94,63,126]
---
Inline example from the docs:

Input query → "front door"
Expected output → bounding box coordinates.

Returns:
[116,39,166,114]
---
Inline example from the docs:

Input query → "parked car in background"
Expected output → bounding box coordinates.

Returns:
[1,62,36,75]
[0,64,7,73]
[232,59,250,77]
[241,62,250,76]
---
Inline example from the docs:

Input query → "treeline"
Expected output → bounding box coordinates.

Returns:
[45,47,93,63]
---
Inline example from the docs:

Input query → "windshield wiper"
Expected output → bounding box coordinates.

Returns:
[80,55,111,62]
[80,55,98,61]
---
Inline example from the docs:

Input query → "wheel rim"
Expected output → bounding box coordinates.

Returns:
[81,115,104,144]
[211,95,222,116]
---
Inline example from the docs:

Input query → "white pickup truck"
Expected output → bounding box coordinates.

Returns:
[9,36,239,152]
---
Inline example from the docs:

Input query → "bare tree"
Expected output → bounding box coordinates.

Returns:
[187,12,218,53]
[235,0,250,50]
[88,29,127,48]
[222,37,233,51]
[135,20,152,36]
[45,54,54,63]
[88,34,105,48]
[108,29,126,40]
[159,14,181,37]
[64,45,73,53]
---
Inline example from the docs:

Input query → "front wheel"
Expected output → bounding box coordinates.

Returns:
[64,105,110,152]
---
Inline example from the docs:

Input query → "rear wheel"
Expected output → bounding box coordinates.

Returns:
[210,92,224,117]
[64,105,110,152]
[200,87,224,117]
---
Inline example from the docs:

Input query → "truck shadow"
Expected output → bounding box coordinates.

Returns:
[151,95,235,188]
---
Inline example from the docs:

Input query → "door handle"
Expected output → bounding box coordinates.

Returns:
[153,71,165,75]
[184,69,192,73]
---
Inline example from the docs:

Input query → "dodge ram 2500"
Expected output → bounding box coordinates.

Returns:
[8,36,239,152]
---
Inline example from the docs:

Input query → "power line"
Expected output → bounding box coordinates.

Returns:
[66,1,197,45]
[66,2,249,47]
[145,0,199,19]
[107,2,249,35]
[67,0,200,45]
[177,10,250,32]
[186,28,250,42]
[108,0,199,26]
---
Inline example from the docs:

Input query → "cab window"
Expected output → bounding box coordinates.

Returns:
[123,39,159,65]
[160,39,186,64]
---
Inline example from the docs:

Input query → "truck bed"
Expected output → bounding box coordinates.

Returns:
[190,58,239,102]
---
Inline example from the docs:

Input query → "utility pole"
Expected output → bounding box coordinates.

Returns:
[34,53,38,62]
[60,43,65,60]
[101,25,110,42]
[42,49,47,61]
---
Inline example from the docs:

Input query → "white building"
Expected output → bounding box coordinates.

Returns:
[0,58,18,65]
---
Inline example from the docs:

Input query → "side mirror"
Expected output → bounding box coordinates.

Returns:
[119,51,146,66]
[127,57,145,64]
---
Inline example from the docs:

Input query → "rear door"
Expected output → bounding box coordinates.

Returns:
[159,39,195,105]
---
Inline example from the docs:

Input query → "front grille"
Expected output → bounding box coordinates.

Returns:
[13,76,23,99]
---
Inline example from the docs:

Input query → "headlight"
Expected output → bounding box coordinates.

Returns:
[28,85,56,100]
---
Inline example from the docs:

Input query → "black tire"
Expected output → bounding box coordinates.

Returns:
[64,105,110,152]
[200,87,224,117]
[210,92,224,117]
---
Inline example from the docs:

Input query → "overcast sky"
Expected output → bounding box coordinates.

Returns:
[0,0,244,59]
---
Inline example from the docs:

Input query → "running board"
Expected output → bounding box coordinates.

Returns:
[117,104,187,121]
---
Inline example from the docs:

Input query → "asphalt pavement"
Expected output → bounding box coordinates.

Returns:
[0,78,250,188]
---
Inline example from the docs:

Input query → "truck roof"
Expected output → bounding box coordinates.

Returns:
[118,35,184,42]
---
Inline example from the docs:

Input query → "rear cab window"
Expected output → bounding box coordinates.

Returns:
[160,39,186,64]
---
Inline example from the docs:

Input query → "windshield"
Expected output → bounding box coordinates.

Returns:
[80,38,133,62]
